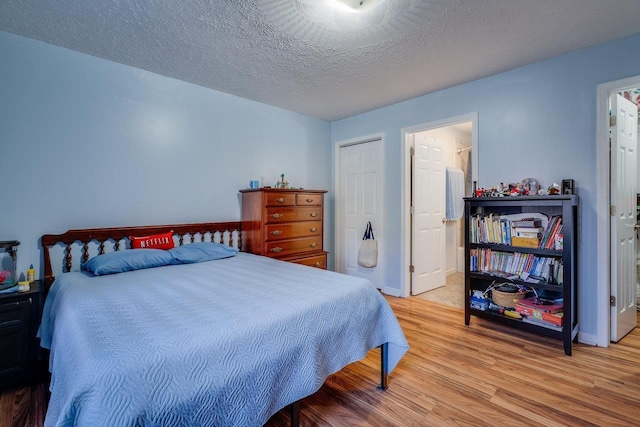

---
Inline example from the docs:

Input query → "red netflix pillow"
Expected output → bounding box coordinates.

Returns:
[130,231,175,250]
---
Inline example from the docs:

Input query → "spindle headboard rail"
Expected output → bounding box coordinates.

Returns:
[41,221,242,289]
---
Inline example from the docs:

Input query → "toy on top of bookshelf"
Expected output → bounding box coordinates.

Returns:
[473,180,547,197]
[471,179,575,198]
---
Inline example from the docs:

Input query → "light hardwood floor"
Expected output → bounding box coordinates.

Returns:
[3,296,640,426]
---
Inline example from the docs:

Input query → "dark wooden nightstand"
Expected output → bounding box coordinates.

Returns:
[0,280,44,389]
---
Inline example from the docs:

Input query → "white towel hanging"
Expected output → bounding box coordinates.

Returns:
[446,167,464,220]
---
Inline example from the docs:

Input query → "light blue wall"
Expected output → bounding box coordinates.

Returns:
[4,26,640,339]
[332,32,640,339]
[0,31,331,280]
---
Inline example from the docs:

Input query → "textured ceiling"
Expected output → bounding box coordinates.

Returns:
[1,0,640,121]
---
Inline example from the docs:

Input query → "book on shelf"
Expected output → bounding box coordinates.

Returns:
[522,315,562,331]
[541,311,563,326]
[512,227,543,238]
[511,236,540,248]
[511,218,542,228]
[515,304,546,319]
[554,232,564,250]
[516,296,563,313]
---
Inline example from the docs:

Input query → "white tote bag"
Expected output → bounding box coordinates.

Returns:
[357,221,378,268]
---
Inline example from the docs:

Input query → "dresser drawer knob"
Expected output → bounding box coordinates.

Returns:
[271,230,283,236]
[310,227,317,232]
[315,262,321,267]
[271,247,283,253]
[306,198,314,203]
[277,198,285,203]
[310,213,318,218]
[272,213,283,219]
[310,242,317,248]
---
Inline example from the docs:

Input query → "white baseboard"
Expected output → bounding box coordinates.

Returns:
[382,287,402,297]
[577,331,601,347]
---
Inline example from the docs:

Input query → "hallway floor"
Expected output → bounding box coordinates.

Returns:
[413,272,464,308]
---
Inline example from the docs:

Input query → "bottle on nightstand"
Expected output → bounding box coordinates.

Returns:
[27,264,35,283]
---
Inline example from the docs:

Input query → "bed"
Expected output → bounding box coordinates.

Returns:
[39,222,409,426]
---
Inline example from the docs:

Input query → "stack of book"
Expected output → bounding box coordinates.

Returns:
[510,217,543,248]
[515,297,563,331]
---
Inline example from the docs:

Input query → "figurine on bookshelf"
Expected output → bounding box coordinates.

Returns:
[548,183,561,195]
[522,178,540,195]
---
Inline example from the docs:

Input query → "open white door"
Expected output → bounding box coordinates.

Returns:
[611,94,638,342]
[339,139,385,289]
[411,132,446,295]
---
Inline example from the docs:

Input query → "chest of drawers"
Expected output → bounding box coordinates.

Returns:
[240,188,328,269]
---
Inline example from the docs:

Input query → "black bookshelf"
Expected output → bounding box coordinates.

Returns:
[464,195,579,355]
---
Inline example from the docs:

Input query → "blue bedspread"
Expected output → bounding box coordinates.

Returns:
[39,252,408,426]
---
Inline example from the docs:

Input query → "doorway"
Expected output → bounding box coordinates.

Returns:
[400,113,478,298]
[596,76,640,347]
[610,90,639,342]
[334,134,386,292]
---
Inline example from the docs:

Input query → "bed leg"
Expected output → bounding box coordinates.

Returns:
[377,342,388,391]
[290,400,300,427]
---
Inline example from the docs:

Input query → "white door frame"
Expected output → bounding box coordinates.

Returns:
[595,75,640,347]
[334,133,388,293]
[400,113,478,297]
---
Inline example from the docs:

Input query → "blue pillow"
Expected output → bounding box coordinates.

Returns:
[169,242,238,264]
[82,249,173,276]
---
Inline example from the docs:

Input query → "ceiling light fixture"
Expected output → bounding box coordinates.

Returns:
[332,0,384,13]
[258,0,436,48]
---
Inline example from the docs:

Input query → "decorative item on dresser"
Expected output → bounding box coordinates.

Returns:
[240,188,328,269]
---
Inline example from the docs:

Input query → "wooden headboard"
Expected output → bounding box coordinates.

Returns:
[41,221,242,289]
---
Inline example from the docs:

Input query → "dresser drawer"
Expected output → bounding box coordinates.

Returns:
[265,192,296,206]
[295,193,322,206]
[289,253,327,269]
[265,221,322,241]
[265,207,322,223]
[265,237,322,257]
[0,301,29,328]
